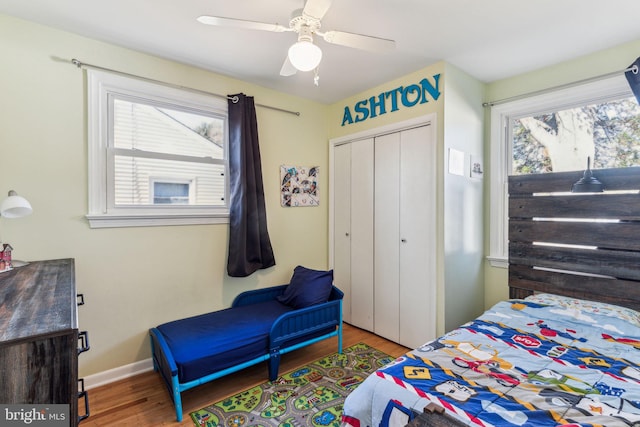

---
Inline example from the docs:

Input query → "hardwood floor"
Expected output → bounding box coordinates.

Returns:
[81,323,410,426]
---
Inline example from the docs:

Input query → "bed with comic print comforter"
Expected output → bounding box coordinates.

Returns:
[342,293,640,427]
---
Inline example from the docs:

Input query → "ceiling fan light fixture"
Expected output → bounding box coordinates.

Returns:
[288,40,322,72]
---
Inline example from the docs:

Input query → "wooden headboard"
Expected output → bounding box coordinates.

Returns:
[508,167,640,311]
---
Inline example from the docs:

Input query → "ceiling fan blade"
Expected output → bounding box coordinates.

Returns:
[302,0,332,21]
[197,15,289,33]
[280,56,297,76]
[321,30,395,52]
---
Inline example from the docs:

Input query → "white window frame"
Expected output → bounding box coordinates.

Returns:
[86,69,229,228]
[488,74,634,268]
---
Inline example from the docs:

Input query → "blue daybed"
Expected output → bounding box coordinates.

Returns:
[149,266,344,421]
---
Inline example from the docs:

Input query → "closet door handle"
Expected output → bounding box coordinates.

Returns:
[345,232,350,237]
[401,238,407,243]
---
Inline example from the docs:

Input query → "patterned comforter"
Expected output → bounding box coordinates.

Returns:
[342,294,640,427]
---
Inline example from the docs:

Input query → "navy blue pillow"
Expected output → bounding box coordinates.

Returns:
[277,266,333,309]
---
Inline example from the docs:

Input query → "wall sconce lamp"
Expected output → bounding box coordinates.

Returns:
[0,190,33,218]
[571,157,604,193]
[0,190,32,271]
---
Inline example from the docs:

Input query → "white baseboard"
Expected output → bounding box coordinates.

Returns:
[83,358,154,390]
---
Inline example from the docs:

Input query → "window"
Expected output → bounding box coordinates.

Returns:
[87,69,228,228]
[489,75,640,267]
[152,181,190,205]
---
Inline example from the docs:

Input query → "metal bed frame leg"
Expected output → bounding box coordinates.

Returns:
[172,376,183,422]
[338,301,344,353]
[268,347,281,381]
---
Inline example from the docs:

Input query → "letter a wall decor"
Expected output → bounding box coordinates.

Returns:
[280,165,319,207]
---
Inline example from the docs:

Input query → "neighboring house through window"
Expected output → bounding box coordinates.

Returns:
[152,181,191,205]
[86,69,228,228]
[489,74,640,267]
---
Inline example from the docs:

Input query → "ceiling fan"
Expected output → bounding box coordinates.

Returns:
[197,0,395,82]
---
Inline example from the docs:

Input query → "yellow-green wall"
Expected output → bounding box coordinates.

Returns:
[328,63,486,336]
[327,63,446,139]
[483,39,640,308]
[3,9,638,382]
[0,14,330,378]
[442,63,485,331]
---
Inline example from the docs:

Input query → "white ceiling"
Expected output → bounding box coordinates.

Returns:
[1,0,639,104]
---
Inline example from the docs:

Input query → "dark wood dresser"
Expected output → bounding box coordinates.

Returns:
[0,258,89,425]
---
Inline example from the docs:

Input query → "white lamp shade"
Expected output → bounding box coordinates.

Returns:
[288,41,322,72]
[0,191,33,218]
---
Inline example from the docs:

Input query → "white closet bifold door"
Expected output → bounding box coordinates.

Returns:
[335,138,374,331]
[333,143,352,324]
[374,132,401,342]
[398,125,437,348]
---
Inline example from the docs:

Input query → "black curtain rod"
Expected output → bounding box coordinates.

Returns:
[482,64,639,108]
[70,58,300,116]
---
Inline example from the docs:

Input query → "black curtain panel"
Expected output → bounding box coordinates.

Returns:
[226,93,276,277]
[625,57,640,104]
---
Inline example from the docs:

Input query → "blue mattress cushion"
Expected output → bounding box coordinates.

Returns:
[156,299,294,383]
[277,265,333,309]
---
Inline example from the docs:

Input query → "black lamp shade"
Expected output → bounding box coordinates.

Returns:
[571,157,604,193]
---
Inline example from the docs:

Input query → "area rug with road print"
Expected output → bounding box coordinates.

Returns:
[190,343,394,427]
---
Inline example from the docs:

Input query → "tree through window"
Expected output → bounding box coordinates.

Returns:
[511,96,640,174]
[489,75,640,266]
